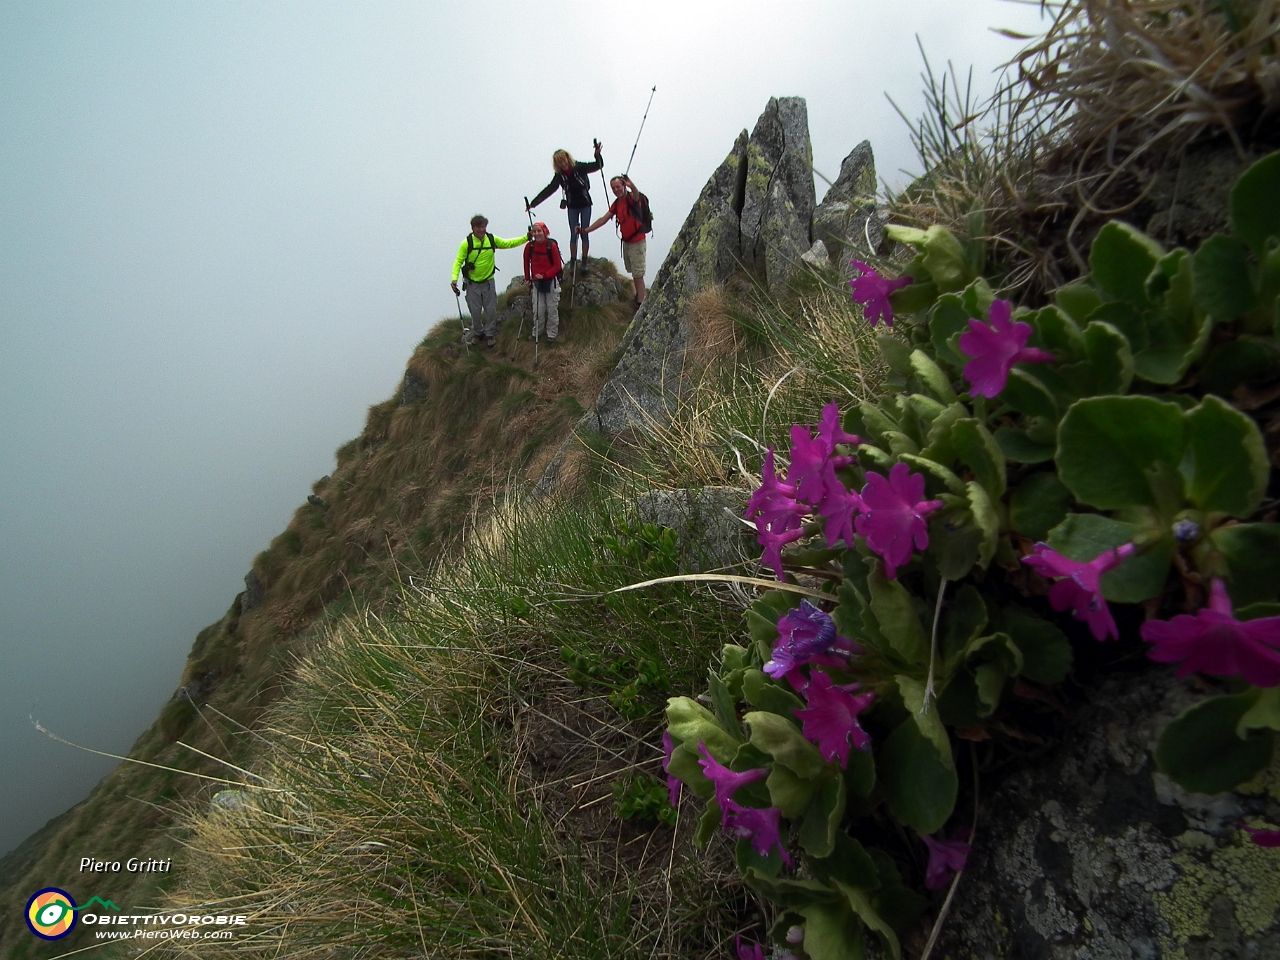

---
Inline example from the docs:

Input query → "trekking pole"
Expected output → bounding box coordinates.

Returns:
[570,250,578,311]
[624,86,656,177]
[455,290,469,355]
[515,198,533,356]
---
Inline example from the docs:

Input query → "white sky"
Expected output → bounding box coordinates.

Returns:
[0,0,1049,854]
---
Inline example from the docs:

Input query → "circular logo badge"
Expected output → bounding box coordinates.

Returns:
[26,888,78,940]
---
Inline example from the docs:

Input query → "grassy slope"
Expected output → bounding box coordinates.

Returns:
[0,263,636,959]
[144,268,884,959]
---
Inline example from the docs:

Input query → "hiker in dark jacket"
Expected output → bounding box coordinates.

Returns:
[526,143,603,273]
[522,221,564,341]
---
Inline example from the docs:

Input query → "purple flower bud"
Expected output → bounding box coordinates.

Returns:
[1172,519,1200,543]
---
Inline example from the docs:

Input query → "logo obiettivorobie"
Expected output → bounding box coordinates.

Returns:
[25,887,77,940]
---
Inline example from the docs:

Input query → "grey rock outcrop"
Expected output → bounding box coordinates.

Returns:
[813,139,883,268]
[936,667,1280,959]
[591,128,751,434]
[590,96,819,436]
[401,370,427,405]
[740,97,816,292]
[634,486,753,572]
[242,570,264,612]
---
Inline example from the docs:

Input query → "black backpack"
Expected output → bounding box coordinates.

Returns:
[628,193,653,235]
[461,232,497,278]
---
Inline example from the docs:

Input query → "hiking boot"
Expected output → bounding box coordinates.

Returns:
[486,336,496,348]
[578,260,589,276]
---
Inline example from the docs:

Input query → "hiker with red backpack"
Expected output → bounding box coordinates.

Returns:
[526,143,604,275]
[450,214,527,347]
[523,222,564,342]
[580,175,651,305]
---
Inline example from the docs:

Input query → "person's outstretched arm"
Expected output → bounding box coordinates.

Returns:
[581,203,615,235]
[528,176,560,209]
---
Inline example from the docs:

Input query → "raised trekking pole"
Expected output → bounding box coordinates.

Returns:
[625,86,656,177]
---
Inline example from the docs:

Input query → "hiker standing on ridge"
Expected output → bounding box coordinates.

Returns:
[526,143,603,274]
[523,221,564,342]
[450,215,526,347]
[580,174,650,306]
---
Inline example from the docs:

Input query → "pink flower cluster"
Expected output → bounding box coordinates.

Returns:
[744,406,943,581]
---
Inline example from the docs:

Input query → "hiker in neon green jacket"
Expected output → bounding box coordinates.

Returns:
[449,214,527,347]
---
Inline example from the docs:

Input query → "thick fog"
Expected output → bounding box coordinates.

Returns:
[0,0,1047,855]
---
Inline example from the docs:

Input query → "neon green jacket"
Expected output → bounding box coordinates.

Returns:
[451,231,526,283]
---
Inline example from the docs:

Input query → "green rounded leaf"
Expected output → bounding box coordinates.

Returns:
[1010,472,1072,540]
[952,418,1006,499]
[1155,692,1274,795]
[922,225,971,292]
[1198,335,1280,395]
[1082,320,1136,393]
[994,425,1056,464]
[1210,523,1280,605]
[1194,234,1257,321]
[868,566,928,665]
[1056,396,1185,509]
[876,718,958,835]
[1182,395,1269,516]
[1002,607,1073,684]
[1090,221,1164,307]
[799,775,847,857]
[1230,151,1280,256]
[745,710,829,781]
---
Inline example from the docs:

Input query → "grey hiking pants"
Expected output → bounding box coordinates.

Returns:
[464,277,498,338]
[533,283,560,340]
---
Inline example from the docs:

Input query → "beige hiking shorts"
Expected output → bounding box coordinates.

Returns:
[622,238,647,278]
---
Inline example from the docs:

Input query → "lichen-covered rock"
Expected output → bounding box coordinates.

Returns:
[634,486,752,572]
[242,570,264,611]
[740,96,815,290]
[591,129,750,434]
[936,668,1280,960]
[401,369,427,405]
[813,139,883,269]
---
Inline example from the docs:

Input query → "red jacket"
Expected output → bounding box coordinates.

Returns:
[523,239,563,283]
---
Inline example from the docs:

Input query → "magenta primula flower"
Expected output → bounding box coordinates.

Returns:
[794,669,875,767]
[1142,578,1280,688]
[661,731,681,807]
[735,937,766,960]
[758,526,806,580]
[723,799,793,865]
[819,482,863,549]
[921,828,972,890]
[789,423,851,507]
[958,299,1054,398]
[745,446,806,535]
[1022,541,1136,642]
[1244,825,1280,848]
[854,462,944,579]
[765,601,862,678]
[696,742,768,822]
[850,260,912,328]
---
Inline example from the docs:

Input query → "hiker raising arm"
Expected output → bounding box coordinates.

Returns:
[580,175,650,305]
[526,143,604,273]
[450,214,526,348]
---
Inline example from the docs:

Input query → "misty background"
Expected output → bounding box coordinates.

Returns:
[0,0,1046,855]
